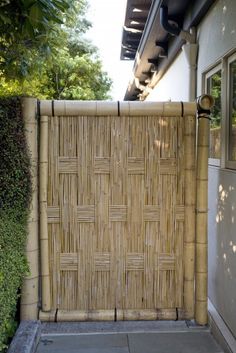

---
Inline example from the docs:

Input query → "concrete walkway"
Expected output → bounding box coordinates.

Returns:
[36,321,225,353]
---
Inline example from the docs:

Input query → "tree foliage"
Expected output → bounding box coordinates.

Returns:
[208,71,221,128]
[0,0,112,99]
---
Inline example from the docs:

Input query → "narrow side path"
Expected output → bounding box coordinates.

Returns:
[36,321,224,353]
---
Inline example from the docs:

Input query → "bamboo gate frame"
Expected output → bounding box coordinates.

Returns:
[21,97,213,325]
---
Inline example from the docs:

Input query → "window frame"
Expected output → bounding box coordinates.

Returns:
[226,52,236,170]
[204,63,222,167]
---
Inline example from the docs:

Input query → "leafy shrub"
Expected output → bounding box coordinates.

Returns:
[0,97,31,213]
[0,97,31,351]
[0,212,29,351]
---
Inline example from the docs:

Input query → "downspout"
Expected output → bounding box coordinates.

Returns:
[160,5,198,101]
[182,31,198,101]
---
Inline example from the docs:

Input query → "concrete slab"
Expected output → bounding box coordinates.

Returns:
[128,332,224,353]
[37,348,128,353]
[36,334,129,353]
[36,331,225,353]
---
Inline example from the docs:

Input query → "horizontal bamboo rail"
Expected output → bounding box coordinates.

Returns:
[39,308,188,322]
[20,97,39,320]
[39,100,196,117]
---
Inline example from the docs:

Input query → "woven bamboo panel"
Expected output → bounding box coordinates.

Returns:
[46,113,195,319]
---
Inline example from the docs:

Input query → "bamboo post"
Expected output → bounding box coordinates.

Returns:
[183,114,196,319]
[195,94,214,325]
[20,98,39,320]
[40,115,51,311]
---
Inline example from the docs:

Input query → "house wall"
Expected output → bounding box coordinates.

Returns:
[208,166,236,336]
[197,0,236,337]
[146,51,189,102]
[197,0,236,95]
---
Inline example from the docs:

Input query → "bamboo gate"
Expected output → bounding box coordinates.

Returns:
[21,97,213,325]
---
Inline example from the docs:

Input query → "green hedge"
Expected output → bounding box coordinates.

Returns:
[0,97,31,351]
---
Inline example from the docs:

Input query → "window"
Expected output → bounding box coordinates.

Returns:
[205,65,222,165]
[204,52,236,170]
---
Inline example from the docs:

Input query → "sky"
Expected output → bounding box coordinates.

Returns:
[85,0,134,100]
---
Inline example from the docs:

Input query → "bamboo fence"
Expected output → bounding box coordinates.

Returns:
[20,98,211,323]
[38,100,201,322]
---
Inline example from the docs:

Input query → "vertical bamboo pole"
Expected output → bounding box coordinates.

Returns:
[183,114,196,319]
[195,95,214,325]
[40,115,51,311]
[20,98,39,320]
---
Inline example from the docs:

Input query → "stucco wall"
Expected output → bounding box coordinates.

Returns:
[208,166,236,336]
[197,0,236,94]
[146,51,189,102]
[197,0,236,337]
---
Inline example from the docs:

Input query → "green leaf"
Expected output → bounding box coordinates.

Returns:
[0,13,12,24]
[29,3,43,26]
[22,18,35,38]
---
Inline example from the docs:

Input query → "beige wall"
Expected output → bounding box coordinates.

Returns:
[208,166,236,336]
[146,51,189,102]
[197,0,236,95]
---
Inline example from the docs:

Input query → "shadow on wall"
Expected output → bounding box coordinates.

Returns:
[208,167,236,336]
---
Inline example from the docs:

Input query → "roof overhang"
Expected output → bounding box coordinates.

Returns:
[120,0,152,60]
[121,0,216,100]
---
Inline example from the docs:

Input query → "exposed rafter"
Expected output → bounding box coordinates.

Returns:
[121,0,216,100]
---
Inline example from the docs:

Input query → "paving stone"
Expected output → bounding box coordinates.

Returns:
[36,334,129,353]
[36,323,225,353]
[128,332,224,353]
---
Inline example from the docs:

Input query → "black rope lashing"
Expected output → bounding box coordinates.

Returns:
[197,108,211,120]
[181,101,184,117]
[51,100,55,117]
[175,307,179,321]
[198,109,211,115]
[37,99,41,120]
[55,308,58,322]
[117,101,120,116]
